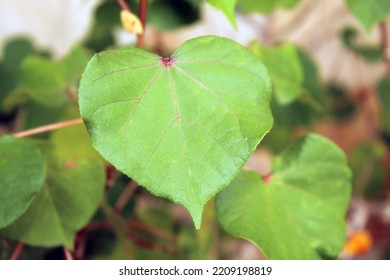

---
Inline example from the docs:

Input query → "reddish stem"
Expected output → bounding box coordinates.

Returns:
[136,0,148,49]
[73,229,87,260]
[9,242,24,260]
[128,219,175,242]
[114,181,138,214]
[128,232,176,255]
[262,173,272,183]
[63,247,74,260]
[85,218,174,242]
[12,118,83,138]
[105,165,118,192]
[116,0,131,12]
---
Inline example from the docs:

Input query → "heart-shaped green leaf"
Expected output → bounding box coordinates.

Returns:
[78,36,273,228]
[0,157,105,248]
[216,134,352,259]
[0,136,45,229]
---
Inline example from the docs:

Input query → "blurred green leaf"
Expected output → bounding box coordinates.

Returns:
[341,27,382,62]
[148,0,202,30]
[270,48,325,128]
[2,38,34,72]
[251,42,304,105]
[349,143,387,198]
[207,0,237,28]
[0,157,105,249]
[262,123,294,153]
[216,134,352,259]
[0,136,45,228]
[51,105,102,161]
[0,38,34,109]
[22,102,66,139]
[238,0,300,13]
[345,0,390,32]
[84,0,123,52]
[18,55,68,107]
[61,46,92,86]
[15,45,90,108]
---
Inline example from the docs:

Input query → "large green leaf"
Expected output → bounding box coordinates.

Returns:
[0,136,45,228]
[0,157,105,248]
[216,134,352,259]
[79,36,273,228]
[238,0,300,13]
[345,0,390,32]
[251,42,304,105]
[206,0,237,28]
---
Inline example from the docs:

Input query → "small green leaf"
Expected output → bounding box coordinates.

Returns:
[216,134,352,259]
[0,38,34,108]
[341,27,382,61]
[251,42,304,105]
[270,48,325,128]
[345,0,390,32]
[79,36,273,228]
[19,56,68,107]
[0,157,105,248]
[238,0,300,13]
[0,136,45,228]
[16,46,90,109]
[61,46,92,86]
[206,0,237,28]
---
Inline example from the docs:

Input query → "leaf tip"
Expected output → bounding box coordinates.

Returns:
[187,207,203,230]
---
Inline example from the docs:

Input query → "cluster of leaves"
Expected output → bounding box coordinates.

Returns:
[1,0,390,260]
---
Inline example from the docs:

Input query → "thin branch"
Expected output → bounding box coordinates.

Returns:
[85,218,175,242]
[136,0,148,49]
[128,232,176,255]
[9,242,24,260]
[116,0,131,12]
[63,247,74,260]
[65,87,78,102]
[380,21,390,84]
[127,219,175,242]
[114,181,138,213]
[13,118,83,138]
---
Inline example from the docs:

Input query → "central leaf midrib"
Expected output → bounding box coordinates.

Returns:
[166,67,198,202]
